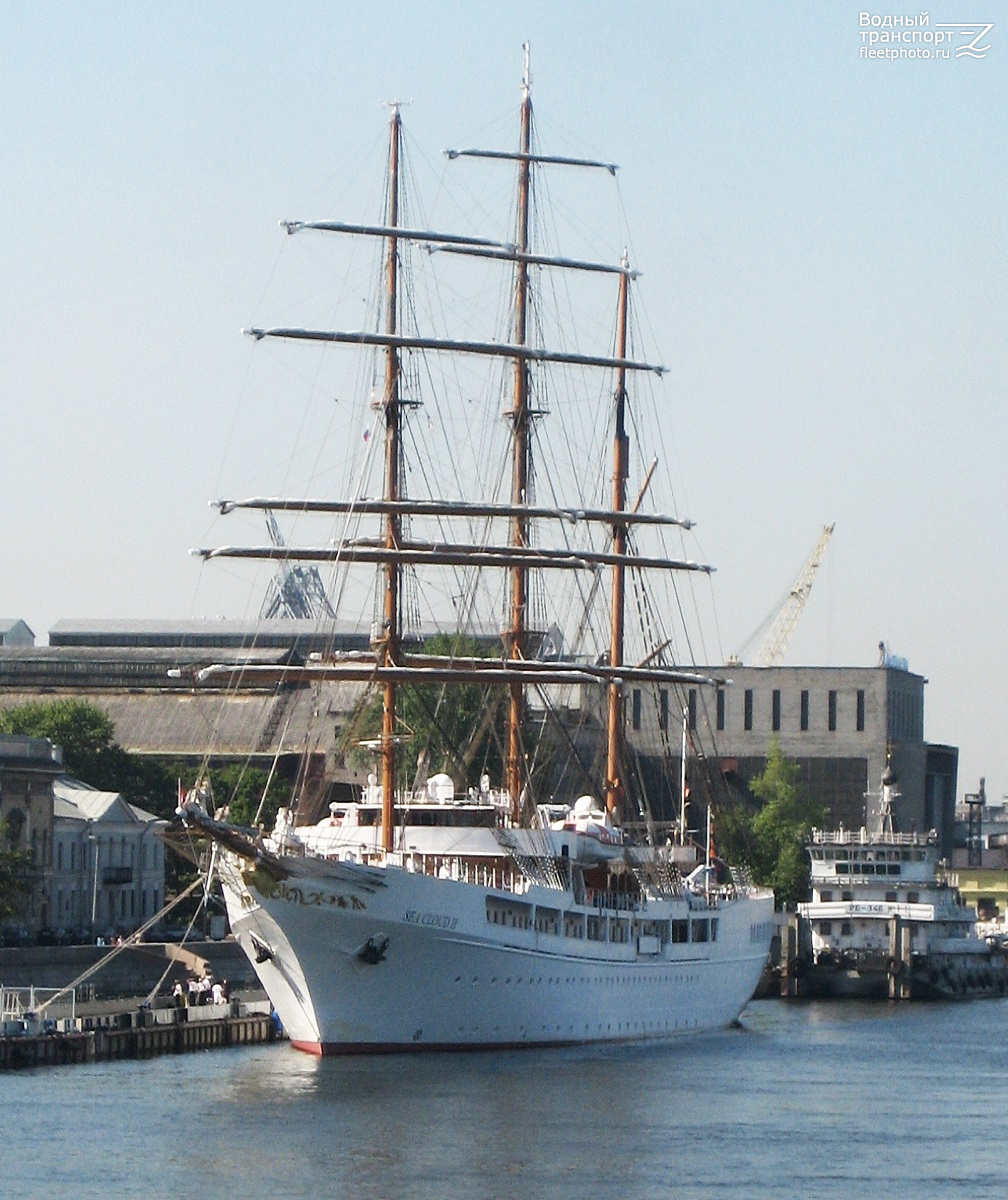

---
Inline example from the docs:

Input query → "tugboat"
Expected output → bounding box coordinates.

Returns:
[799,768,1008,999]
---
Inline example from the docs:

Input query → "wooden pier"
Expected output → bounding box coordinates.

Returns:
[0,1001,279,1071]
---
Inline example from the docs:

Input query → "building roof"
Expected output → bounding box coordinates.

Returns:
[53,775,157,826]
[0,733,62,768]
[47,617,501,652]
[0,682,364,760]
[48,617,370,651]
[0,644,298,692]
[0,619,35,646]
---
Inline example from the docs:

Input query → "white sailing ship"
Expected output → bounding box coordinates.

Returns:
[799,768,1008,999]
[181,53,774,1053]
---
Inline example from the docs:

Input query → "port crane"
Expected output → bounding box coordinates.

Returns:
[259,509,337,621]
[733,523,835,666]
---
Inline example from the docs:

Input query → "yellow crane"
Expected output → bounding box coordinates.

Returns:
[733,524,835,667]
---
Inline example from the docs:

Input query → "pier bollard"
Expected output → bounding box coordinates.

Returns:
[780,912,799,997]
[888,915,912,1000]
[899,920,913,1000]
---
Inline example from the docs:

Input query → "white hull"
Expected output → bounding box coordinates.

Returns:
[218,854,774,1053]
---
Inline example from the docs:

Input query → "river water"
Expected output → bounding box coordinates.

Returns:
[5,998,1006,1199]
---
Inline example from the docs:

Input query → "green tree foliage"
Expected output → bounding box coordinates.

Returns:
[344,634,506,792]
[200,763,286,830]
[0,700,195,896]
[715,737,826,908]
[0,699,127,790]
[0,820,32,919]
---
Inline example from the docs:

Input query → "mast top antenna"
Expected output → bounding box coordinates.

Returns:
[522,42,531,96]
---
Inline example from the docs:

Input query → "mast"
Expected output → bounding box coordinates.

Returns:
[680,705,688,844]
[379,105,402,853]
[604,257,631,822]
[505,48,533,822]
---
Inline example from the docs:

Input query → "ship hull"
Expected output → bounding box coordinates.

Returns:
[217,854,774,1053]
[803,948,1008,1001]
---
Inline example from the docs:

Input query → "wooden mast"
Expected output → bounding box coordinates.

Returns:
[505,49,533,823]
[380,105,402,852]
[605,256,631,822]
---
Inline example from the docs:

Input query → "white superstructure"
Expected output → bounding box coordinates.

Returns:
[799,769,1007,998]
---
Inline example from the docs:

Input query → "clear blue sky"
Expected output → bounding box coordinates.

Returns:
[2,2,1004,800]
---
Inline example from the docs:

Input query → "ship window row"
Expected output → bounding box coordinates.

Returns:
[485,901,716,945]
[817,921,854,936]
[815,847,925,863]
[834,862,903,876]
[818,888,920,905]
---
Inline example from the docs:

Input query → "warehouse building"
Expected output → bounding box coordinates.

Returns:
[1,622,959,855]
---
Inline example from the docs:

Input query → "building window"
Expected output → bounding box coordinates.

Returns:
[856,689,865,732]
[716,687,725,731]
[632,688,641,731]
[800,689,809,731]
[688,689,697,731]
[658,689,668,732]
[828,690,837,732]
[744,689,753,732]
[772,689,781,732]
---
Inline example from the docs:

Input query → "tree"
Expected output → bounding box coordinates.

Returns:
[0,699,128,791]
[202,763,286,830]
[0,700,194,894]
[0,820,32,920]
[750,737,826,907]
[344,634,506,792]
[713,737,826,908]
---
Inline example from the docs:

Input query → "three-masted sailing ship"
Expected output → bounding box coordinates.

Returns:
[181,56,774,1053]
